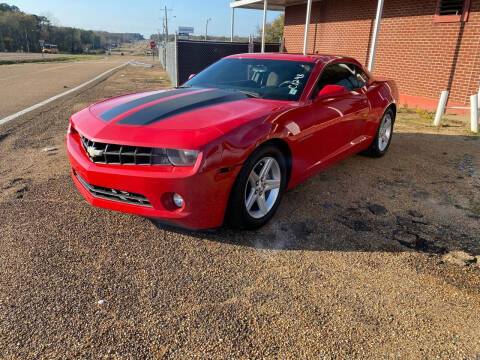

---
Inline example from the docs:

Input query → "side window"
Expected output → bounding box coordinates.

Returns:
[313,63,359,98]
[354,65,369,88]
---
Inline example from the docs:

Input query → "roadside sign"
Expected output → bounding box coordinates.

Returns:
[178,32,189,40]
[178,26,194,34]
[39,39,45,47]
[150,40,156,49]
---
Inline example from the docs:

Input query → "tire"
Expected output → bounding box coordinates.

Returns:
[363,108,395,158]
[226,145,287,230]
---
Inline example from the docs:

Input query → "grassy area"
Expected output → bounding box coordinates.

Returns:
[396,105,478,136]
[0,54,104,65]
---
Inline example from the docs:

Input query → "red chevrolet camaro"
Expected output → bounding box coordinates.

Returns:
[67,53,398,230]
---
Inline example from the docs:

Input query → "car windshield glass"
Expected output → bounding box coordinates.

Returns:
[183,58,314,101]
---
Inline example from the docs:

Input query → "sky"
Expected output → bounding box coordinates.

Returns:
[8,0,283,38]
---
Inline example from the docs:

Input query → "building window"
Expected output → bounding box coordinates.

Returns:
[435,0,471,22]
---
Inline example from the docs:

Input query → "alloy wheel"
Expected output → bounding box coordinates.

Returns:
[378,113,392,151]
[244,156,281,219]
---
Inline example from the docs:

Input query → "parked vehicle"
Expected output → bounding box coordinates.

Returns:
[66,53,398,230]
[42,44,58,54]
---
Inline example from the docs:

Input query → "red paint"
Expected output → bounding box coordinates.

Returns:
[399,93,470,114]
[66,53,398,229]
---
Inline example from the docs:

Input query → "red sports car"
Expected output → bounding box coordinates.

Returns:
[67,53,398,230]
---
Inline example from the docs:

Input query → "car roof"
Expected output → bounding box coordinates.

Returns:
[225,52,358,64]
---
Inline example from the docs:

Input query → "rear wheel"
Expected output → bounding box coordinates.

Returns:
[227,145,287,229]
[364,108,394,157]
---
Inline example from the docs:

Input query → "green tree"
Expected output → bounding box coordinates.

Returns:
[257,14,284,43]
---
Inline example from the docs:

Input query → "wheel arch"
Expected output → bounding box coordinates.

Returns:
[386,103,397,121]
[255,137,293,186]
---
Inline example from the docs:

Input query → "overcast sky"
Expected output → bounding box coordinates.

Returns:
[9,0,283,38]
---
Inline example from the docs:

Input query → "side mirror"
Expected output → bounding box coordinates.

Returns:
[316,84,348,100]
[188,73,196,80]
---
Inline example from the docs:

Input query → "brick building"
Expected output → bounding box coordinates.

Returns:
[231,0,480,110]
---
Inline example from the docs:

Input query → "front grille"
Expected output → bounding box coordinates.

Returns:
[80,134,169,165]
[75,172,152,207]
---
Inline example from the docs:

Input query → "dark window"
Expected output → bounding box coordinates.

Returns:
[438,0,464,15]
[313,63,367,98]
[353,65,369,88]
[435,0,470,22]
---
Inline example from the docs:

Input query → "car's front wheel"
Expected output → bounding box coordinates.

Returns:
[227,145,287,229]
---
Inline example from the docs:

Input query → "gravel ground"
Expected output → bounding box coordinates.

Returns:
[0,64,479,359]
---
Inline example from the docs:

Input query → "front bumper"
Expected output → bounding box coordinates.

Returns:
[66,132,237,230]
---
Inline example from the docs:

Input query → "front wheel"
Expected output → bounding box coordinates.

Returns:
[226,145,287,230]
[364,108,394,157]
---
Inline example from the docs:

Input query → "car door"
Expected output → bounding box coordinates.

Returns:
[289,63,371,178]
[308,63,369,161]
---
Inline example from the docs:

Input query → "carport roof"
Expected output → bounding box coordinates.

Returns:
[230,0,322,11]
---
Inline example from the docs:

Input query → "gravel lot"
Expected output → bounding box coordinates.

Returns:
[0,64,479,359]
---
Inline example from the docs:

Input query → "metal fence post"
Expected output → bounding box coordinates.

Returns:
[174,33,179,87]
[434,90,449,126]
[471,94,479,133]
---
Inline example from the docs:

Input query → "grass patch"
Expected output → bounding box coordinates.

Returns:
[0,55,103,65]
[470,201,480,216]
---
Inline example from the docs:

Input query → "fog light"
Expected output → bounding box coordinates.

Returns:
[172,193,184,208]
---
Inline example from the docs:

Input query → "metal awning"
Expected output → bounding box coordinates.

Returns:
[229,0,385,72]
[230,0,321,11]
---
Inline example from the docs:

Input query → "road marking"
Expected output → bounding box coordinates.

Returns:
[0,62,128,126]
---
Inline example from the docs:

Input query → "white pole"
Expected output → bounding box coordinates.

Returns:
[231,8,235,42]
[471,94,479,133]
[262,0,267,53]
[434,90,449,126]
[303,0,313,55]
[368,0,384,72]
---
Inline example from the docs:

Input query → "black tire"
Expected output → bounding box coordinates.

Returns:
[363,108,395,157]
[226,144,287,230]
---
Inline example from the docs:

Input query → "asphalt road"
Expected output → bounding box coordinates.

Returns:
[0,65,479,359]
[0,56,132,119]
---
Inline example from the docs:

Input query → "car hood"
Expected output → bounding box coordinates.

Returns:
[71,87,289,149]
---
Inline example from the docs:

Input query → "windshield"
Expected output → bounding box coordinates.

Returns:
[183,58,314,101]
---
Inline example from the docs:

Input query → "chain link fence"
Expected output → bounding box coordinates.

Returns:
[159,39,281,87]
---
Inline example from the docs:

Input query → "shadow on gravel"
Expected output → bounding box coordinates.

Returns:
[150,133,480,257]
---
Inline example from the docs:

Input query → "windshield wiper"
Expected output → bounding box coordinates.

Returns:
[235,90,262,99]
[177,85,193,88]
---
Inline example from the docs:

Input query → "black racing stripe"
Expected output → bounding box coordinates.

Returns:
[99,87,196,121]
[117,89,247,126]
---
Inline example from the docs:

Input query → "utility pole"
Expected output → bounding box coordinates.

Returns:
[24,27,30,53]
[205,18,212,41]
[164,6,169,44]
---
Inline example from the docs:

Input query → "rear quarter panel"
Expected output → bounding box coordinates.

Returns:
[364,78,398,136]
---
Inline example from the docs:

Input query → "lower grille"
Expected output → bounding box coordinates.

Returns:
[75,172,152,207]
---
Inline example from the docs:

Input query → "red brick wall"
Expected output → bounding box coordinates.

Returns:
[284,0,480,108]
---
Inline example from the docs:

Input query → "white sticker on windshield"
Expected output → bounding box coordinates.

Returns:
[289,88,298,95]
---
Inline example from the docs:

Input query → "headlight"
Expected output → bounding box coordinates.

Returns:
[167,149,199,167]
[68,122,77,135]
